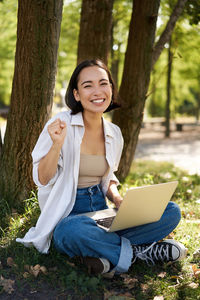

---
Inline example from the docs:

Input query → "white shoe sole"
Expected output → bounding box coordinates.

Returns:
[163,239,188,261]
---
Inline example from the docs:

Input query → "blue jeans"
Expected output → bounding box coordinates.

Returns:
[53,184,181,274]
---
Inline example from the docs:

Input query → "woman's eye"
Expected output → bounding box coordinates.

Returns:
[84,85,91,88]
[101,82,108,86]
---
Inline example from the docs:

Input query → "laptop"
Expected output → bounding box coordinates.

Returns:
[78,181,178,232]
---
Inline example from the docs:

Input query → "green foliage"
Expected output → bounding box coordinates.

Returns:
[55,0,81,96]
[147,1,200,119]
[110,0,132,85]
[184,0,200,25]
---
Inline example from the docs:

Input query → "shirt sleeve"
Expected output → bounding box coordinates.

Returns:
[32,118,64,188]
[110,126,124,185]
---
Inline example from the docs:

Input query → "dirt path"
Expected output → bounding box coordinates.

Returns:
[135,124,200,175]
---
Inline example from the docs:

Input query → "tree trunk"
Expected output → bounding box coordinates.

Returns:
[110,22,120,87]
[0,0,63,207]
[112,0,160,181]
[77,0,113,64]
[165,38,173,137]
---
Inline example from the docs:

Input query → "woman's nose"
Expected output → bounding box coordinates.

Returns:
[93,86,102,96]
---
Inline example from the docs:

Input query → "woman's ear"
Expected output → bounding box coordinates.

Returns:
[73,89,80,102]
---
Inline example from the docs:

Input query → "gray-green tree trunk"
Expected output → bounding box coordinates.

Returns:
[112,0,160,180]
[0,0,63,207]
[165,37,173,137]
[77,0,114,64]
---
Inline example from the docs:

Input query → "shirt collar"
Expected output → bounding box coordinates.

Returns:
[70,111,114,138]
[70,112,84,126]
[102,117,114,139]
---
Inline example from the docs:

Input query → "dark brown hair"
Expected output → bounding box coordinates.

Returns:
[65,59,120,114]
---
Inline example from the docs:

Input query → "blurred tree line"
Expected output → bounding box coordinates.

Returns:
[0,0,199,117]
[0,0,199,207]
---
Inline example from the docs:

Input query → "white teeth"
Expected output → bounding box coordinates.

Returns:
[92,99,104,103]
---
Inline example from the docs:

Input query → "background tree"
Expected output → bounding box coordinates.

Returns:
[77,0,114,64]
[147,0,200,126]
[0,0,17,107]
[165,37,173,137]
[0,0,63,207]
[112,0,188,180]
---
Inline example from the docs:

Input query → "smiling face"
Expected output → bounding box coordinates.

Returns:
[73,66,112,115]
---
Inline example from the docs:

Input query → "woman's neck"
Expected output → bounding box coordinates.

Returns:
[83,111,103,131]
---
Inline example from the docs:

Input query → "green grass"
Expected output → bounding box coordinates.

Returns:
[0,160,200,299]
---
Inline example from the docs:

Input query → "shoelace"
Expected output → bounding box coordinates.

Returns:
[132,242,170,265]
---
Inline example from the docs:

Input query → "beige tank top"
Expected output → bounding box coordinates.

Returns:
[78,153,109,188]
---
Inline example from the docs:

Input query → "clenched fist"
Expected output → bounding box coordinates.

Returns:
[47,118,67,147]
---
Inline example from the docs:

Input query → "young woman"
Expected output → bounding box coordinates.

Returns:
[17,59,187,275]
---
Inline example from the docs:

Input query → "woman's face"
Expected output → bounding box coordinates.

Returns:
[73,66,112,115]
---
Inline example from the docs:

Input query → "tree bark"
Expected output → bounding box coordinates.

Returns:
[110,22,120,87]
[165,38,173,137]
[77,0,113,64]
[0,0,63,207]
[112,0,160,181]
[152,0,188,69]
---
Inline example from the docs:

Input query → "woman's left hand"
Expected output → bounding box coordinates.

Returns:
[113,196,123,209]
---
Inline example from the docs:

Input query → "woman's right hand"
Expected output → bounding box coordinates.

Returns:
[47,118,67,147]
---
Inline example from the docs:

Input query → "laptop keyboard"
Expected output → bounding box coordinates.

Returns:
[96,216,115,228]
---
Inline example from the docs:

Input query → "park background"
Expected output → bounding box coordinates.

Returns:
[0,0,200,299]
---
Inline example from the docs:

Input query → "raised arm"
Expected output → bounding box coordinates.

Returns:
[38,118,67,185]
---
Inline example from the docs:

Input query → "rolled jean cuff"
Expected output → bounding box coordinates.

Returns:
[113,237,133,274]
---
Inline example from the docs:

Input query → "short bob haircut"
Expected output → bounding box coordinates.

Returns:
[65,59,120,114]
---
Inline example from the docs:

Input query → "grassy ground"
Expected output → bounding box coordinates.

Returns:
[0,160,200,299]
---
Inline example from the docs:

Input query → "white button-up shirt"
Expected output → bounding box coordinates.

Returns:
[16,110,124,253]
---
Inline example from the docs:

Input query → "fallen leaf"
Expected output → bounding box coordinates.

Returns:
[192,264,200,278]
[124,277,138,289]
[7,257,16,267]
[141,283,148,292]
[166,232,175,239]
[29,265,40,278]
[0,276,15,294]
[153,296,164,300]
[158,272,166,278]
[187,282,199,289]
[40,266,48,274]
[23,272,30,279]
[33,264,41,271]
[195,271,200,278]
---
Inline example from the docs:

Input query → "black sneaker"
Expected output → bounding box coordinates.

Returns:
[82,257,110,275]
[132,239,187,265]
